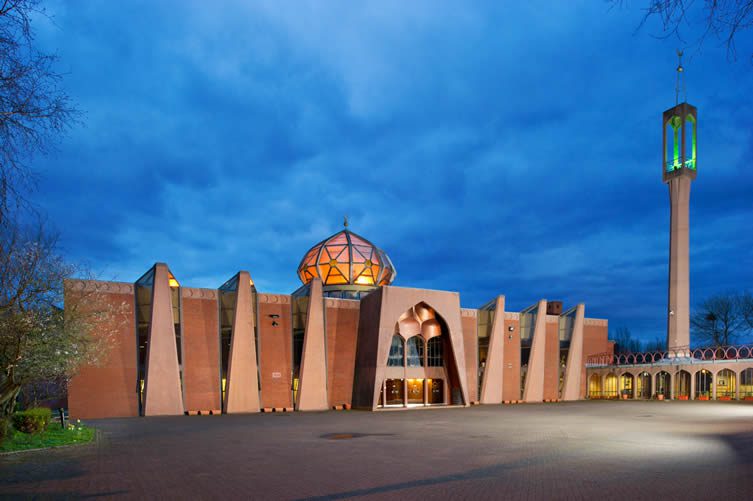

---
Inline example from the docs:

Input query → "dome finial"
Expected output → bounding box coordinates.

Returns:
[343,215,349,228]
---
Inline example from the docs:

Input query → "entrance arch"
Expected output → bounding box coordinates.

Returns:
[674,370,691,400]
[588,374,602,399]
[695,369,713,399]
[619,373,634,399]
[636,372,652,399]
[656,371,671,399]
[716,369,736,399]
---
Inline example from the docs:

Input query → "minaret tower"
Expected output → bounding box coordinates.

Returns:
[663,50,697,354]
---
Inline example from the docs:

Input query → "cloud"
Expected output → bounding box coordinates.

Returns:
[27,0,753,344]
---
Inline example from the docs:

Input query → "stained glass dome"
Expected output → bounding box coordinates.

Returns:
[297,229,396,287]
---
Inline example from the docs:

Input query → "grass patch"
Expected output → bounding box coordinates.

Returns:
[1,421,95,453]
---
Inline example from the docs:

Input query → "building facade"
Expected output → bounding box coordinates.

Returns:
[66,228,612,419]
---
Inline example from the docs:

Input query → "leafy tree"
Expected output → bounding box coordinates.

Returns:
[1,0,75,219]
[0,212,122,419]
[690,293,748,347]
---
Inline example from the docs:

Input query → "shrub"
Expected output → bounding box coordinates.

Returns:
[12,407,52,434]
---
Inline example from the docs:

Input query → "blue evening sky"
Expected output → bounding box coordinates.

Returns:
[30,1,753,344]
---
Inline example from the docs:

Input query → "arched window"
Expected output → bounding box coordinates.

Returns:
[619,373,634,399]
[740,368,753,399]
[588,374,602,399]
[675,370,691,399]
[696,369,713,399]
[406,337,424,367]
[656,371,671,397]
[637,372,652,399]
[604,374,618,399]
[716,369,736,399]
[387,335,404,367]
[427,337,443,367]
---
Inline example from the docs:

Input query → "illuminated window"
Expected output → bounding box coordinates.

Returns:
[406,337,424,367]
[387,335,404,367]
[427,337,443,367]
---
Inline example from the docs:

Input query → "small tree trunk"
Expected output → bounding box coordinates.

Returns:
[0,373,21,418]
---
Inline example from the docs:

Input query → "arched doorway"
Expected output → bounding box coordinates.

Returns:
[740,368,753,400]
[656,371,671,399]
[619,373,634,399]
[674,370,691,400]
[695,369,713,400]
[588,373,602,399]
[382,302,456,408]
[716,369,736,400]
[636,372,652,399]
[604,373,618,399]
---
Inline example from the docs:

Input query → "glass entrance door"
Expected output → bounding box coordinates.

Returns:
[385,379,404,406]
[428,379,444,404]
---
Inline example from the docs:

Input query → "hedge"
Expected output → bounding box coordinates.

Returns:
[12,407,52,435]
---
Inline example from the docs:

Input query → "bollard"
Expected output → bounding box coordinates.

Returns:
[59,408,66,429]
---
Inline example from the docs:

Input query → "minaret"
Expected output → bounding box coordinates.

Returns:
[663,51,697,354]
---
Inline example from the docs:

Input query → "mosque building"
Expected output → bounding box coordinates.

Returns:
[66,222,612,418]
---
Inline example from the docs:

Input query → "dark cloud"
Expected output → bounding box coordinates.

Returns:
[27,1,753,344]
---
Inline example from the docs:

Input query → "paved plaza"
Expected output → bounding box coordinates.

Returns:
[2,401,753,500]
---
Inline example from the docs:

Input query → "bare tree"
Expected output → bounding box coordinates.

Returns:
[0,211,121,419]
[690,293,748,347]
[612,326,644,353]
[0,0,76,220]
[617,1,753,59]
[740,291,753,330]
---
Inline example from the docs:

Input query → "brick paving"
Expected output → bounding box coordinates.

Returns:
[2,401,753,500]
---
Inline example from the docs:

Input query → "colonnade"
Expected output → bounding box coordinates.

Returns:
[586,366,753,400]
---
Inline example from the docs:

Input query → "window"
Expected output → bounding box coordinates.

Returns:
[406,337,424,367]
[387,335,404,367]
[427,337,443,367]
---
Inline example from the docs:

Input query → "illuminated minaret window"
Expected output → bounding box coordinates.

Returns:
[662,50,697,354]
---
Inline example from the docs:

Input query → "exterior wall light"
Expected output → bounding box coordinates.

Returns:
[508,326,514,332]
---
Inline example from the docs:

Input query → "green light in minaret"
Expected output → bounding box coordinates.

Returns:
[665,114,696,173]
[662,51,697,178]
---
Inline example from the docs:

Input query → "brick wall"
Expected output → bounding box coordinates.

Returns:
[543,320,560,401]
[258,297,292,408]
[325,301,360,407]
[181,295,220,411]
[67,284,139,419]
[580,321,610,398]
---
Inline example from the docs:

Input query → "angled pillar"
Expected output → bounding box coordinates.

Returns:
[296,279,328,411]
[225,271,260,413]
[523,300,548,403]
[480,296,506,404]
[561,304,585,401]
[143,263,184,416]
